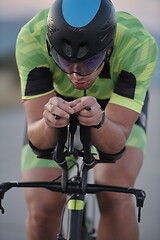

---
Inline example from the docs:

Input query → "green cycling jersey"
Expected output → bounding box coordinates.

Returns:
[16,8,158,114]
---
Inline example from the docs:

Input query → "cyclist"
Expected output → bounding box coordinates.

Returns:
[16,0,158,239]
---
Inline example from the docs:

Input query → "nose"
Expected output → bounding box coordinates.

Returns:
[72,62,81,73]
[71,63,84,78]
[71,72,82,80]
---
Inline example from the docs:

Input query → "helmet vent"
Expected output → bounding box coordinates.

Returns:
[77,43,89,59]
[62,39,72,57]
[48,25,57,36]
[47,16,57,35]
[99,21,115,48]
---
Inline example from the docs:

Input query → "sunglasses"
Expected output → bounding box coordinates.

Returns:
[51,47,107,76]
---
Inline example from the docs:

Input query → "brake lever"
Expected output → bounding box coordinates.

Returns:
[0,198,5,214]
[136,189,146,222]
[0,185,6,214]
[0,182,26,214]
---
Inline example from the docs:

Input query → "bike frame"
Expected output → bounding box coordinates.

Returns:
[0,117,146,240]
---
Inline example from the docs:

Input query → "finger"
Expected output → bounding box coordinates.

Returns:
[61,101,74,115]
[43,110,69,128]
[49,97,74,115]
[45,103,70,119]
[77,115,91,126]
[78,106,102,126]
[45,118,69,128]
[70,97,97,113]
[69,99,81,107]
[44,102,55,112]
[71,101,88,112]
[79,104,98,117]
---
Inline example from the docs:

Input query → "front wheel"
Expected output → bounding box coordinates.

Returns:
[81,225,96,240]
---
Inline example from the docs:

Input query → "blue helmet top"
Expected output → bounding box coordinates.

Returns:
[62,0,101,27]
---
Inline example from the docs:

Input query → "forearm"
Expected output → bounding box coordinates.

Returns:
[28,118,57,150]
[91,118,128,154]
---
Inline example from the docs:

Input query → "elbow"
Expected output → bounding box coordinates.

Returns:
[27,121,57,150]
[27,124,43,149]
[108,141,126,154]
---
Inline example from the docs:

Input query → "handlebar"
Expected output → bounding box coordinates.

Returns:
[0,180,146,222]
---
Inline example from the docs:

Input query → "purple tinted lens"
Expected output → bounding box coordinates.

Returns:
[83,51,106,71]
[51,48,106,75]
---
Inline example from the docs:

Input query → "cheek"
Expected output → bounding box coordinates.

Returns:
[90,72,100,82]
[67,74,72,81]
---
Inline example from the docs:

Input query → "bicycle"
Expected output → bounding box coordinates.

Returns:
[0,114,146,240]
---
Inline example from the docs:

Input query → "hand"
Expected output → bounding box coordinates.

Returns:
[43,97,74,128]
[69,96,103,126]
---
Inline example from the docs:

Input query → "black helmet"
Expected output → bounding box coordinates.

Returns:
[47,0,116,62]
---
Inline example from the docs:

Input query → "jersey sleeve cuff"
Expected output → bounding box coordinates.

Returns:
[109,93,143,113]
[22,89,56,102]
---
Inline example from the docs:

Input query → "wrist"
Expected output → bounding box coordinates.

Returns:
[91,110,105,129]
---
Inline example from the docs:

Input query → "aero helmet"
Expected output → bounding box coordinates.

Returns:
[47,0,116,62]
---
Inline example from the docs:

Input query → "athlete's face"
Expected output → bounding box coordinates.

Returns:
[67,63,104,90]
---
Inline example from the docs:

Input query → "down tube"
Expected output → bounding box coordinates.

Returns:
[67,194,85,240]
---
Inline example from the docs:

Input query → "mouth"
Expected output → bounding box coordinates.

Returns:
[71,81,89,89]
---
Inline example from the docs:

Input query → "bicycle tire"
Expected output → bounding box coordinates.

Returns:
[81,204,96,240]
[81,226,96,240]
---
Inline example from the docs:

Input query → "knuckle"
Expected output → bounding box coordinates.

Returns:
[43,110,46,118]
[44,103,49,111]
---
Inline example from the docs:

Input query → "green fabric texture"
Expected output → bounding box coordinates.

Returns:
[21,124,146,171]
[21,144,77,171]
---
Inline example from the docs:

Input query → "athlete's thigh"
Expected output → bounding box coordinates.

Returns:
[22,167,66,213]
[94,146,143,188]
[22,167,66,210]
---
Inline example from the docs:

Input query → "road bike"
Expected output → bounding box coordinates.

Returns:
[0,114,146,240]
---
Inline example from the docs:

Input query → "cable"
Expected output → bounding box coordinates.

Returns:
[51,159,80,182]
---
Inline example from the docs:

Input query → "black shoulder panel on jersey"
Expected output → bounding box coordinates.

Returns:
[25,67,53,96]
[114,70,136,99]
